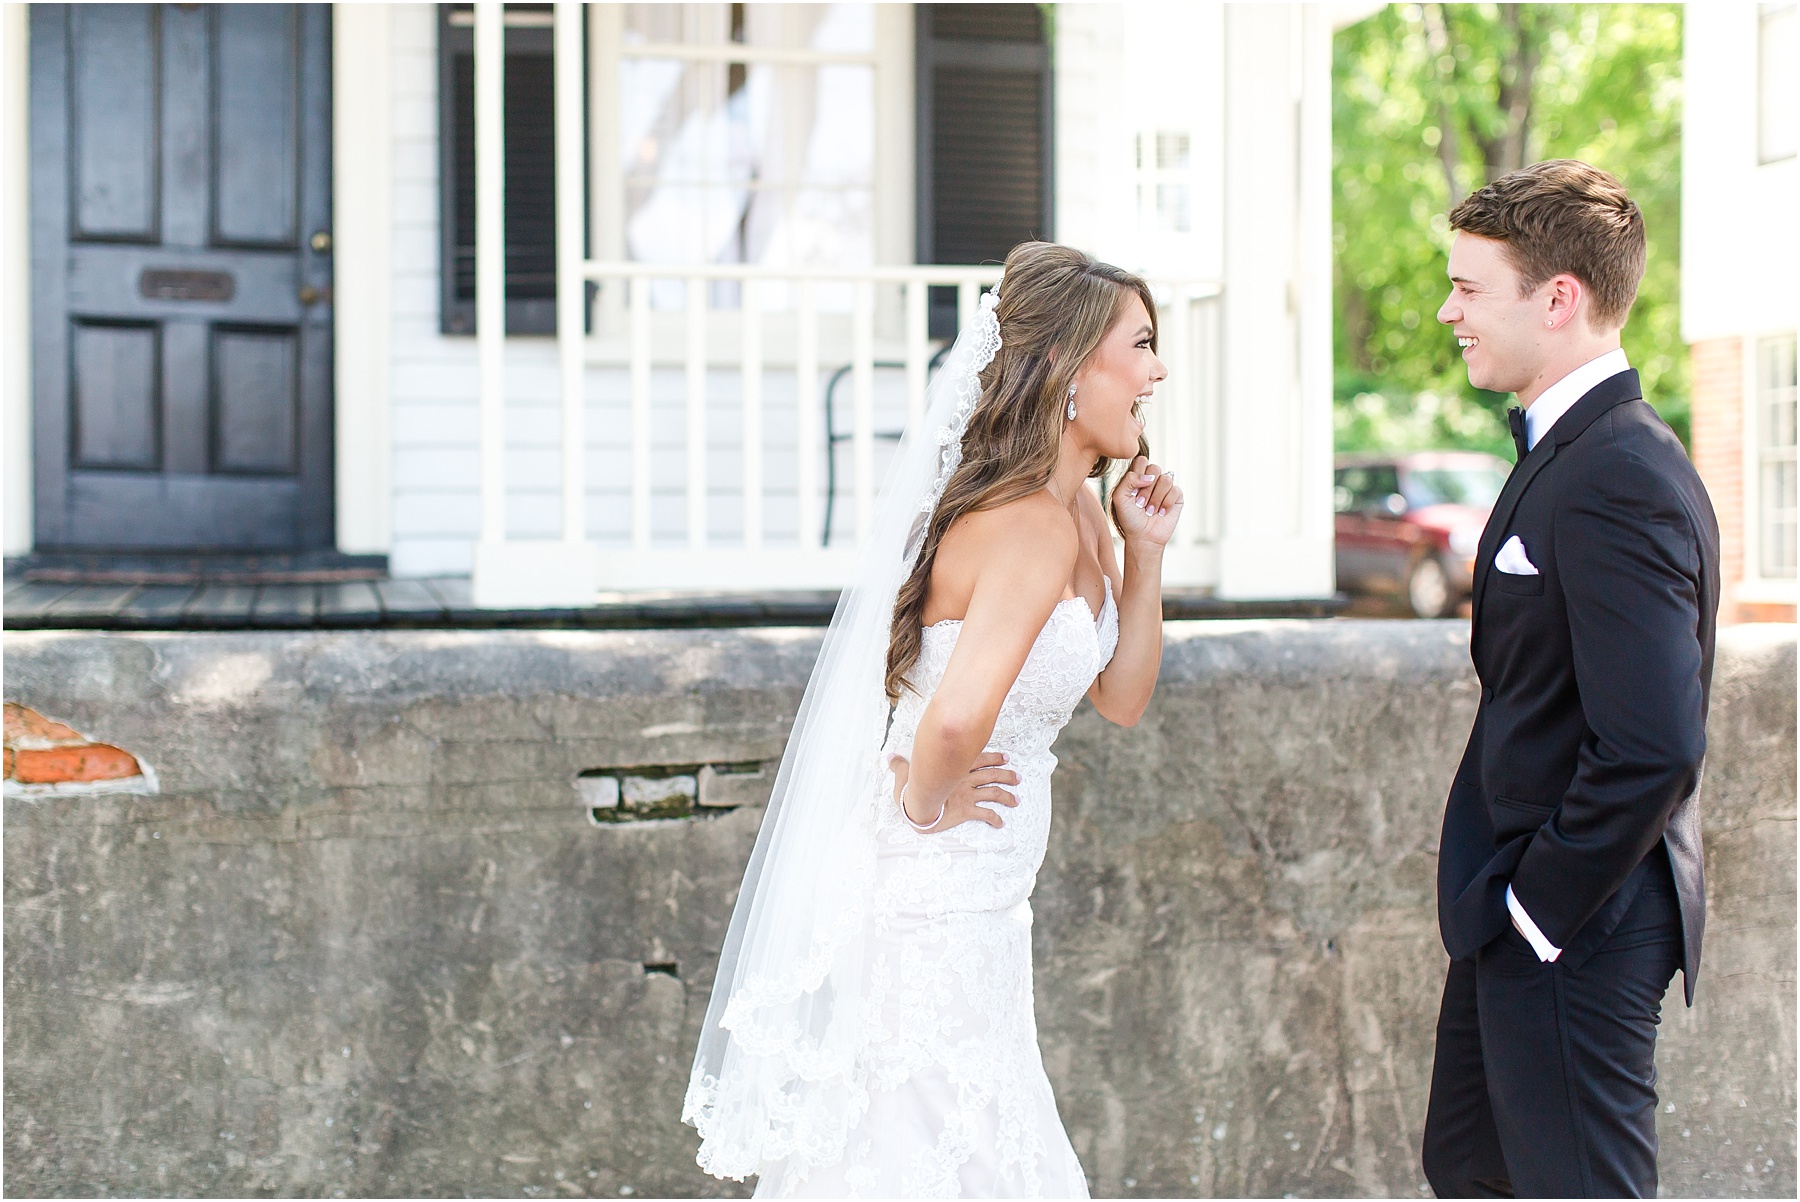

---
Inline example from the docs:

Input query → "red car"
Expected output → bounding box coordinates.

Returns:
[1334,451,1511,618]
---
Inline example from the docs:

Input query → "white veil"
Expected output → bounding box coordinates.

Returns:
[682,290,1003,1181]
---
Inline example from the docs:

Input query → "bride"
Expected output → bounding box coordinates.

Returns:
[683,241,1183,1198]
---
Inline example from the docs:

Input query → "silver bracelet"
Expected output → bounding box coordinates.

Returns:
[898,783,946,832]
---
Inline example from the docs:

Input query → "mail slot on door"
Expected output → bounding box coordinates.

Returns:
[139,268,235,302]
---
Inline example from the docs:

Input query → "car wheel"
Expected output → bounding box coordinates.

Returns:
[1407,554,1453,619]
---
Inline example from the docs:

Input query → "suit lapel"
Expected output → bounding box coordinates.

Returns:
[1472,440,1557,648]
[1471,369,1644,656]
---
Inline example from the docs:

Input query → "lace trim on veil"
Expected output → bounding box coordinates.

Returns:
[682,291,1004,1183]
[681,764,883,1179]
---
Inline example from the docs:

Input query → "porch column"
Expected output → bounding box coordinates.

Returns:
[1214,3,1335,600]
[469,0,598,607]
[332,2,393,557]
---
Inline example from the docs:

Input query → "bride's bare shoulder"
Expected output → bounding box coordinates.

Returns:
[924,491,1076,623]
[942,490,1078,563]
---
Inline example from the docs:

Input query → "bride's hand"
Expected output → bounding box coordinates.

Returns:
[1112,454,1183,547]
[888,752,1020,831]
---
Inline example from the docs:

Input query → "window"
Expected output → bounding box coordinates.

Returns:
[1760,4,1796,165]
[437,5,577,335]
[1402,465,1508,510]
[1137,130,1193,234]
[616,3,876,308]
[1757,335,1797,579]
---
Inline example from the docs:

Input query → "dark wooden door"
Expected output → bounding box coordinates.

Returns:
[30,4,333,551]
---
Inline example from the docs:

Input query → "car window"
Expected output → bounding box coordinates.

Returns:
[1403,466,1508,509]
[1334,466,1400,513]
[1360,464,1404,511]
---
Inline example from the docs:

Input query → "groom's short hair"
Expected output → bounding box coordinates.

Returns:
[1448,159,1646,330]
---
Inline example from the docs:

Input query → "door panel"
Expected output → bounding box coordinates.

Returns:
[66,475,303,547]
[69,6,159,242]
[162,8,210,248]
[1365,514,1416,589]
[1333,469,1382,589]
[161,319,209,476]
[68,246,303,319]
[214,5,298,248]
[213,327,297,474]
[71,321,160,469]
[31,3,332,552]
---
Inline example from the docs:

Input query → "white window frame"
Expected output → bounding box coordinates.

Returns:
[1739,329,1799,604]
[586,4,912,278]
[1135,128,1197,237]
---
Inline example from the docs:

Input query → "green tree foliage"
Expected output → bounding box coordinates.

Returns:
[1334,4,1686,456]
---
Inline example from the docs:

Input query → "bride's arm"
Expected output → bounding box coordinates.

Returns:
[899,498,1078,830]
[1086,456,1182,726]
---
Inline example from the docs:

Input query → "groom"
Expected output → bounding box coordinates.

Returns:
[1420,160,1720,1198]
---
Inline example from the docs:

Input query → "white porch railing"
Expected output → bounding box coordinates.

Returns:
[469,1,1222,607]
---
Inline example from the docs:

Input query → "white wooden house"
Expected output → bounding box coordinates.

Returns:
[1683,2,1797,622]
[2,3,1339,609]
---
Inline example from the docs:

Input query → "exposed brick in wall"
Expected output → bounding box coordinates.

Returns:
[1689,337,1748,621]
[3,703,146,788]
[1741,600,1798,623]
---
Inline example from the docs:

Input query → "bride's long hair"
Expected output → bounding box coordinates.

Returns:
[885,241,1156,701]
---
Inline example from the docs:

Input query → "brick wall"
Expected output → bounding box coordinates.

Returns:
[1689,336,1747,620]
[3,703,149,792]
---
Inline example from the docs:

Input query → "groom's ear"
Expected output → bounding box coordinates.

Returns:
[1540,271,1584,325]
[1542,273,1588,332]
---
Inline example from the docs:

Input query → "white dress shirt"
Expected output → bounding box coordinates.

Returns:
[1507,885,1562,961]
[1523,347,1631,451]
[1501,348,1632,964]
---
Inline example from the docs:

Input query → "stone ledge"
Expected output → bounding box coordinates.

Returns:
[4,575,1347,632]
[2,622,1791,1198]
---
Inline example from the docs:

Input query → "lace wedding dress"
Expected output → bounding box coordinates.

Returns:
[755,576,1118,1199]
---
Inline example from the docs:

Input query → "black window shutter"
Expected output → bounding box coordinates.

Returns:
[438,4,580,336]
[916,5,1053,336]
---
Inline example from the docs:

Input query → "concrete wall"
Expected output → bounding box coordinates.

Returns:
[3,621,1793,1198]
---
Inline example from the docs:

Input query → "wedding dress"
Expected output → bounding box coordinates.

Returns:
[685,285,1108,1199]
[755,577,1117,1198]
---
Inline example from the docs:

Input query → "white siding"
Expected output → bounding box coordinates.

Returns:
[1681,6,1798,343]
[1054,3,1225,282]
[1058,3,1334,600]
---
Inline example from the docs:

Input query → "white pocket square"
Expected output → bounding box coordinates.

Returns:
[1494,535,1539,575]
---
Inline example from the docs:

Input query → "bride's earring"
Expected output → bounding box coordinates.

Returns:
[1066,382,1078,421]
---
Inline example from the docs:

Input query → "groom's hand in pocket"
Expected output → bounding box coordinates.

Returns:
[888,752,1020,831]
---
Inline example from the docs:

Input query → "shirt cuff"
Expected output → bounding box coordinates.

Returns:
[1506,884,1562,963]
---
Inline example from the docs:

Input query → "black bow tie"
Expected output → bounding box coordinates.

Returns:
[1508,406,1528,461]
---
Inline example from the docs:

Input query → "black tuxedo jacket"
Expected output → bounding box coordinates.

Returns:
[1437,369,1720,1005]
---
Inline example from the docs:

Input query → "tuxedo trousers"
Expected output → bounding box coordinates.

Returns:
[1422,854,1681,1198]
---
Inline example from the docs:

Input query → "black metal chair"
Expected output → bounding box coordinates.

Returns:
[820,343,953,546]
